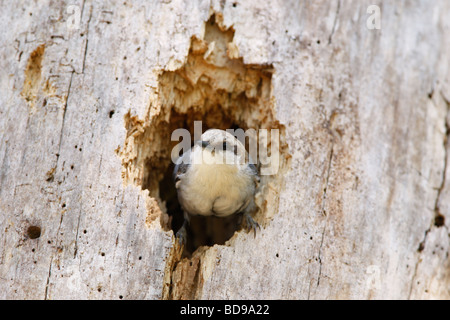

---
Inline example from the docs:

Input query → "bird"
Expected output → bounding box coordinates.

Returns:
[173,129,260,245]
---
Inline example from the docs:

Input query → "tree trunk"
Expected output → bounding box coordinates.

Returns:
[1,0,449,300]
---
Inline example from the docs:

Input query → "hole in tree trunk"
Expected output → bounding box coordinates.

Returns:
[120,14,289,258]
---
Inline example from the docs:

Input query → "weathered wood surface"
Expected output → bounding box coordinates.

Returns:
[1,0,449,299]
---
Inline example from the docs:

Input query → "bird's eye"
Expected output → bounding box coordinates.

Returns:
[222,141,228,150]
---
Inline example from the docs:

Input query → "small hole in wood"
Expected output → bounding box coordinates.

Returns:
[27,226,41,239]
[435,213,445,227]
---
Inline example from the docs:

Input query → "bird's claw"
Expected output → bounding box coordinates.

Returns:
[243,213,260,237]
[175,225,187,247]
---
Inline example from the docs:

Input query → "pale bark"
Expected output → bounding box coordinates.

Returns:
[0,0,449,300]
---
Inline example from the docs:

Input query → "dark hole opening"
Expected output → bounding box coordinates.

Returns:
[157,108,248,256]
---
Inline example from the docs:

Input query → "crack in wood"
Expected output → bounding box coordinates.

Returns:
[81,5,93,74]
[316,142,334,288]
[408,92,450,299]
[328,0,341,45]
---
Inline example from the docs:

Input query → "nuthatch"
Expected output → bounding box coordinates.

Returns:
[173,129,260,245]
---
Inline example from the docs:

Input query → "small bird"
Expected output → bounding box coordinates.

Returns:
[173,129,260,245]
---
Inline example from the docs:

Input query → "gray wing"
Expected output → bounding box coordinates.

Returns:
[248,162,260,182]
[173,149,191,184]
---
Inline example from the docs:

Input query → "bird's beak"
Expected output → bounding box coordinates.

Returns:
[200,141,210,148]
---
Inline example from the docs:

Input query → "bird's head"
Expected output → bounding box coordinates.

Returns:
[195,129,247,165]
